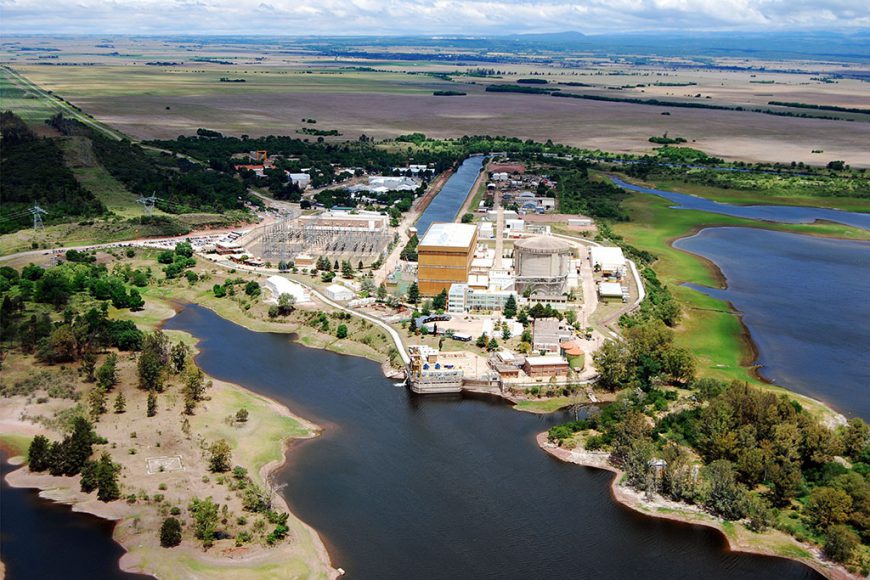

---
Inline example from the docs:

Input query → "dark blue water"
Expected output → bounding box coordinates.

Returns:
[415,155,485,235]
[675,227,870,419]
[0,450,145,580]
[610,176,870,230]
[163,304,819,580]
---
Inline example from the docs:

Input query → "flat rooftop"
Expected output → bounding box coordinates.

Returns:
[590,246,625,265]
[419,222,478,249]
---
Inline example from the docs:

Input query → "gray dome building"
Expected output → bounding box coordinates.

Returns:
[513,236,573,296]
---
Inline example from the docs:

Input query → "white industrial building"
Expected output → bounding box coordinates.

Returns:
[448,283,516,314]
[325,284,355,302]
[598,282,627,300]
[287,173,311,189]
[265,276,312,305]
[589,246,626,276]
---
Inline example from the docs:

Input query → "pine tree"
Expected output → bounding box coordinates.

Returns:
[503,294,517,318]
[408,282,420,305]
[113,391,126,414]
[95,453,120,502]
[96,353,118,390]
[88,386,108,421]
[80,349,97,382]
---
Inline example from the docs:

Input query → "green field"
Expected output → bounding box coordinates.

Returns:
[14,65,447,99]
[0,66,61,121]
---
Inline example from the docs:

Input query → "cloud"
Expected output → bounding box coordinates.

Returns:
[0,0,868,35]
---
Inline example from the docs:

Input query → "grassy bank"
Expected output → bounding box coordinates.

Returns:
[629,175,870,213]
[613,192,867,422]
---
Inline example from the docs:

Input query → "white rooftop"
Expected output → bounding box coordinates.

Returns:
[419,223,477,249]
[599,282,624,297]
[590,246,625,266]
[265,276,312,305]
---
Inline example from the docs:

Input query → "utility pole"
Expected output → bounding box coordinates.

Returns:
[29,204,47,232]
[136,194,158,217]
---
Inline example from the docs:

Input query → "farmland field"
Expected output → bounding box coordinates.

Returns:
[3,36,869,167]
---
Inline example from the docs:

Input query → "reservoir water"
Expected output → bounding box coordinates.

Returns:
[0,450,144,579]
[610,176,870,230]
[675,227,870,420]
[160,304,818,579]
[415,155,485,236]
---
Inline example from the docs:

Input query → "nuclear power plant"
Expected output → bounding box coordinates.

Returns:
[513,235,574,297]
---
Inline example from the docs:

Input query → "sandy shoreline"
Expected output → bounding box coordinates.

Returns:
[536,433,856,580]
[1,300,341,580]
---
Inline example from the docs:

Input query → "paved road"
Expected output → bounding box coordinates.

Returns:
[203,256,411,366]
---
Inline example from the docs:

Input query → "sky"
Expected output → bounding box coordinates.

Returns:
[1,0,869,36]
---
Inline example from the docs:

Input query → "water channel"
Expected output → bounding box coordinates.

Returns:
[610,176,870,230]
[415,155,485,236]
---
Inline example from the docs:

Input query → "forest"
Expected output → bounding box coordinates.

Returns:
[0,112,105,234]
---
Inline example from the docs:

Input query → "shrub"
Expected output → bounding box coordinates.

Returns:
[160,517,183,548]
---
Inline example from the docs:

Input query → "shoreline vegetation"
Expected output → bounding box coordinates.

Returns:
[536,433,855,580]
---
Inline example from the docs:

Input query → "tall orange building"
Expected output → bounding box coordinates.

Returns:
[416,223,478,296]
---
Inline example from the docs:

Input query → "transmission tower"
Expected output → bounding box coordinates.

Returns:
[136,195,158,217]
[29,204,47,231]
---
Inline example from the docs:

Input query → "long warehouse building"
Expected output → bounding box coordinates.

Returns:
[417,223,478,296]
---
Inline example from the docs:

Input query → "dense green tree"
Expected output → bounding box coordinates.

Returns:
[160,517,183,548]
[189,497,219,548]
[824,524,858,563]
[147,391,158,417]
[336,324,348,339]
[702,460,747,521]
[208,439,232,473]
[841,418,870,459]
[407,282,420,305]
[170,342,191,374]
[807,487,853,530]
[27,435,51,472]
[96,353,118,390]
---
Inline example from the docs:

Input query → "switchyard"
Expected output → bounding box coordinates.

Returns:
[257,214,392,263]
